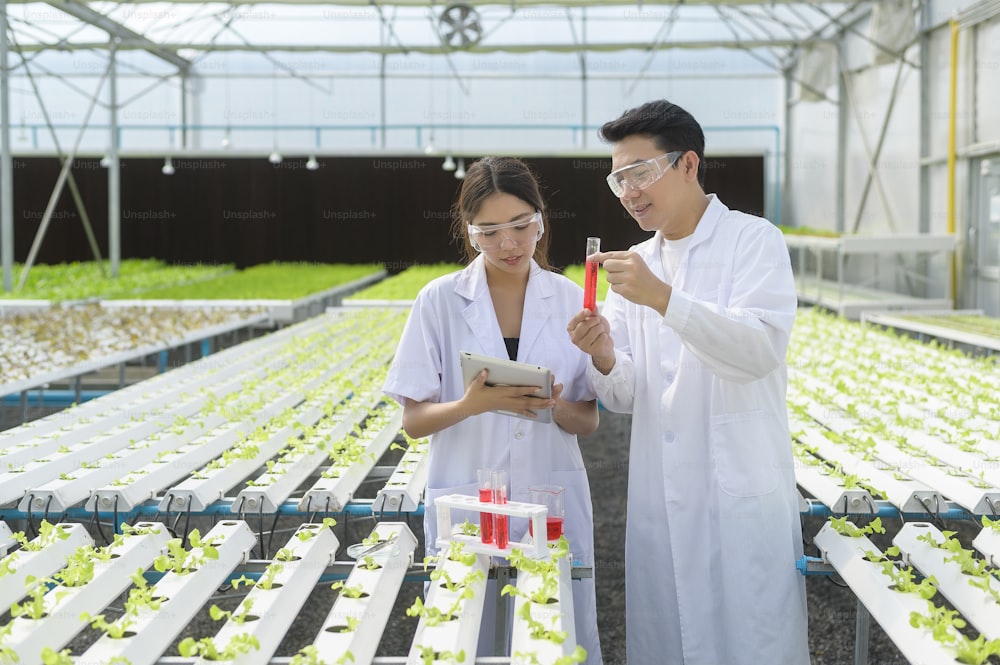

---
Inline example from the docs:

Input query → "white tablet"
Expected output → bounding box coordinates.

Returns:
[459,351,553,423]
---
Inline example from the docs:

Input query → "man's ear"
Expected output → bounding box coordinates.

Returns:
[681,151,700,183]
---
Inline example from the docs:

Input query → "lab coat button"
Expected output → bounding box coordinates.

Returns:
[514,431,525,440]
[665,372,676,383]
[664,431,675,443]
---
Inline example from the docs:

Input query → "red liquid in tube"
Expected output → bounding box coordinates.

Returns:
[479,488,494,544]
[584,260,599,311]
[584,237,600,311]
[493,486,509,549]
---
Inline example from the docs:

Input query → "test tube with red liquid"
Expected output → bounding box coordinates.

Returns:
[491,470,509,549]
[584,237,601,311]
[477,469,494,544]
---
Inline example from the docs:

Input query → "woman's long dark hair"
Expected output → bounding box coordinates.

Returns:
[450,156,553,271]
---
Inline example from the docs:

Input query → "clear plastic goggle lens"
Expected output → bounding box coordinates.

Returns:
[469,212,544,251]
[606,151,683,197]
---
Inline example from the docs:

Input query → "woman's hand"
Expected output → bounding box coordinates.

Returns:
[550,377,599,436]
[459,369,555,420]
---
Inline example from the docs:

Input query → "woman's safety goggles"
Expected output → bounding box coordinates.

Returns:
[468,211,544,252]
[606,151,684,197]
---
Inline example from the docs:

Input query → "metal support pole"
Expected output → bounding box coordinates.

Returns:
[835,36,847,235]
[579,7,587,151]
[379,54,387,150]
[108,39,121,278]
[0,0,13,292]
[853,597,870,665]
[180,68,188,149]
[493,565,510,657]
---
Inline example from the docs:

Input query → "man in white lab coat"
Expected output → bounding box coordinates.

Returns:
[567,99,810,665]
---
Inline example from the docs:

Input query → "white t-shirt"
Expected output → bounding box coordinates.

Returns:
[660,233,694,282]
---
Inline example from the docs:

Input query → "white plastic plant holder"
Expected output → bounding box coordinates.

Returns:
[0,369,202,454]
[231,387,365,514]
[406,539,490,665]
[373,438,430,513]
[973,523,1000,567]
[312,523,418,664]
[793,373,1000,515]
[156,389,333,513]
[80,520,257,665]
[4,522,170,662]
[812,520,961,664]
[895,426,1000,490]
[10,387,217,511]
[434,494,549,559]
[789,414,943,514]
[78,338,342,513]
[298,406,403,514]
[194,522,340,665]
[893,522,1000,640]
[98,360,339,514]
[236,388,384,515]
[509,548,578,662]
[791,451,877,515]
[0,521,16,556]
[0,523,92,610]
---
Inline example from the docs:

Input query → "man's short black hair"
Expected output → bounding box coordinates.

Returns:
[599,99,707,188]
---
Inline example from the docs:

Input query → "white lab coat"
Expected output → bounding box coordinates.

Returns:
[588,195,809,665]
[383,255,603,664]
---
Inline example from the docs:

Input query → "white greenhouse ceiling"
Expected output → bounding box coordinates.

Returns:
[10,0,872,65]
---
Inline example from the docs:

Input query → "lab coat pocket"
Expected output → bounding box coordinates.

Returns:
[710,412,778,498]
[548,468,595,564]
[425,481,481,552]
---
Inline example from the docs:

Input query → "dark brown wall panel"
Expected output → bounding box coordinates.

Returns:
[10,154,764,272]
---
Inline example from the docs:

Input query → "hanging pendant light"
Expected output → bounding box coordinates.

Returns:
[161,156,175,175]
[442,155,456,171]
[454,157,466,179]
[306,155,319,171]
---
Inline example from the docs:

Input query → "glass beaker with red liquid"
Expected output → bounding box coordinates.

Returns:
[528,484,565,541]
[477,469,494,545]
[491,470,509,549]
[584,237,601,311]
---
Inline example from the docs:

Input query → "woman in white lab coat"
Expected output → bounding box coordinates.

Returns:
[383,156,603,664]
[568,101,810,665]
